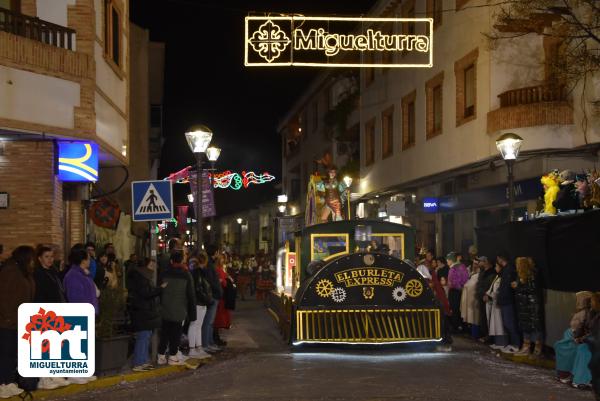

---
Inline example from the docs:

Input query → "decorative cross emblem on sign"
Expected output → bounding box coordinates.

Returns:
[249,20,291,63]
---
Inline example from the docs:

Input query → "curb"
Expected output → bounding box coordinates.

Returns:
[466,336,556,370]
[10,359,212,400]
[499,352,556,370]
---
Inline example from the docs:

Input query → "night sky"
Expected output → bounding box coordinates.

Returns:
[130,0,374,215]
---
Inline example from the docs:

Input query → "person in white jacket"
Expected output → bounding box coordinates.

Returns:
[461,259,481,337]
[485,263,506,350]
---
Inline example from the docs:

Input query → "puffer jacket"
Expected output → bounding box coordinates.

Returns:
[514,277,544,333]
[127,267,162,331]
[159,263,196,322]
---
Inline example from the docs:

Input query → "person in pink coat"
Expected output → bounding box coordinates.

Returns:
[447,252,469,333]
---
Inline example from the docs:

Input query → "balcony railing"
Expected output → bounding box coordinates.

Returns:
[498,84,567,108]
[0,6,75,50]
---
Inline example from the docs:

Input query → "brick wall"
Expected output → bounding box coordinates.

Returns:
[0,31,92,82]
[68,0,97,135]
[67,1,95,57]
[67,200,85,248]
[0,141,64,258]
[20,0,36,16]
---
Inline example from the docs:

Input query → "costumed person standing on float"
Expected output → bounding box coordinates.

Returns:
[315,166,349,222]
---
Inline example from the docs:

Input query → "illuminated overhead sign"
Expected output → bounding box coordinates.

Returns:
[211,171,275,190]
[57,141,99,182]
[245,16,433,67]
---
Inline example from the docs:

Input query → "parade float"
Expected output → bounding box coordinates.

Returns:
[269,167,445,346]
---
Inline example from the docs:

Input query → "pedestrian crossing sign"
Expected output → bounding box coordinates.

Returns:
[131,180,173,222]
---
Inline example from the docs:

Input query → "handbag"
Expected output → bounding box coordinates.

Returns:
[195,274,213,306]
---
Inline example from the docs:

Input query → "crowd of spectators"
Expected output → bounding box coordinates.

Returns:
[411,246,600,396]
[0,238,241,398]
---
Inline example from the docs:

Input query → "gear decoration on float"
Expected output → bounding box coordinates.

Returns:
[22,308,72,352]
[331,287,347,303]
[392,286,407,302]
[315,279,334,298]
[405,279,423,297]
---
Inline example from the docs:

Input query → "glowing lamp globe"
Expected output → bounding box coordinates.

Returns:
[206,146,221,162]
[278,205,286,213]
[343,176,353,187]
[496,133,523,161]
[237,218,243,225]
[185,124,213,154]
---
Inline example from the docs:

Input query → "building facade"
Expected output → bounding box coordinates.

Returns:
[0,0,130,258]
[278,71,360,222]
[358,0,600,256]
[215,200,277,256]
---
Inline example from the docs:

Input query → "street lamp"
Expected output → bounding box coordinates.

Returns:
[275,195,288,261]
[343,176,353,219]
[277,194,288,214]
[185,124,213,248]
[206,146,221,165]
[206,146,221,243]
[236,218,243,254]
[496,132,523,222]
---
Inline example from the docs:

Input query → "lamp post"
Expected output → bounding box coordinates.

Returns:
[206,146,221,244]
[185,124,213,249]
[236,218,243,254]
[496,133,523,222]
[343,176,353,220]
[275,195,288,257]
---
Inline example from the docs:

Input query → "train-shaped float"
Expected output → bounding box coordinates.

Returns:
[269,220,445,346]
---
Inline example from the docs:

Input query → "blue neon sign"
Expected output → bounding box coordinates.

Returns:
[423,197,439,213]
[57,141,99,182]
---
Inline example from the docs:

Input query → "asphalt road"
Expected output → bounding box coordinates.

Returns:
[60,300,594,401]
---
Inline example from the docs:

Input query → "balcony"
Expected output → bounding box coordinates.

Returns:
[498,84,566,107]
[0,7,75,50]
[0,7,90,82]
[487,84,573,134]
